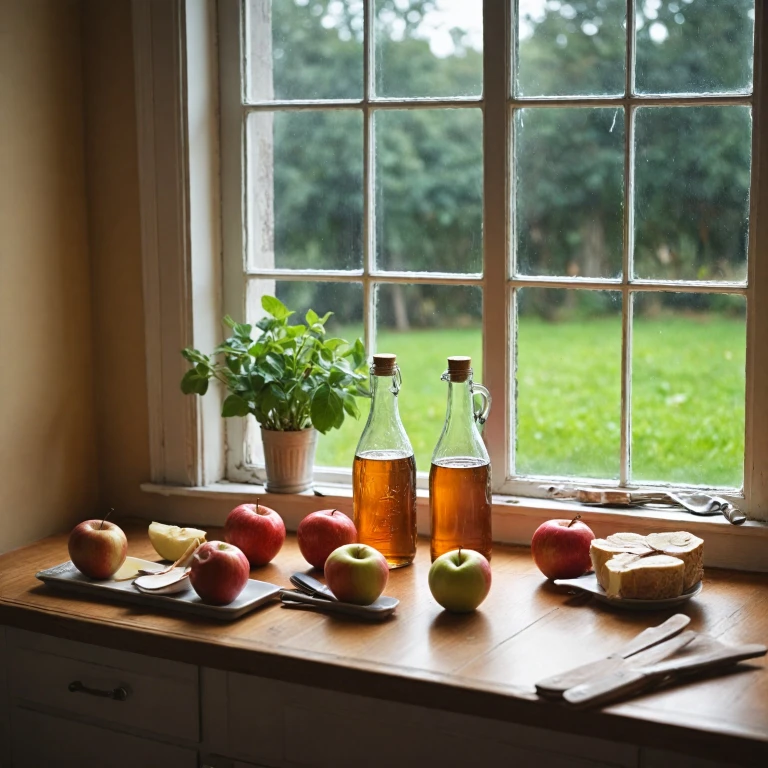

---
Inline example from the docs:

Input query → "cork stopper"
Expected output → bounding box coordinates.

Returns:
[447,356,472,382]
[372,353,397,376]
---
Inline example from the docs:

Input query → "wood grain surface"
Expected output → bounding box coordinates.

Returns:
[0,524,766,764]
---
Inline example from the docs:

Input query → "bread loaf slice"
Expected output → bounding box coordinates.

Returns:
[604,553,685,600]
[645,531,704,591]
[590,533,652,590]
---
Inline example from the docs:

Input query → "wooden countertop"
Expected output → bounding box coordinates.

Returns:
[0,525,766,764]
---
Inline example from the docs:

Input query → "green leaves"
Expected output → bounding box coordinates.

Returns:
[311,384,344,434]
[221,394,250,417]
[181,366,209,396]
[179,296,369,433]
[262,295,293,321]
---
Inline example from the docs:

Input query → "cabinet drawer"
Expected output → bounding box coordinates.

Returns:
[7,629,199,742]
[11,707,197,768]
[203,670,637,768]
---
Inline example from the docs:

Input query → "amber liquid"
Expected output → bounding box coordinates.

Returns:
[353,450,417,568]
[429,457,492,562]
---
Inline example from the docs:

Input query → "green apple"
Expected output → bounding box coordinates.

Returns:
[428,548,492,613]
[324,543,389,605]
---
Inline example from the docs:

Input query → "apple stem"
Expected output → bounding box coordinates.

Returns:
[100,508,114,530]
[458,547,463,565]
[567,514,581,528]
[331,509,338,516]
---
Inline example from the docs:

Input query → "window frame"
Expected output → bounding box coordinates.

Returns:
[217,0,768,512]
[133,0,768,528]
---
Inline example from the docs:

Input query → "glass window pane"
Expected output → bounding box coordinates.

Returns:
[515,107,624,279]
[245,0,364,102]
[376,283,482,471]
[246,111,363,271]
[635,0,755,96]
[375,109,483,273]
[516,289,622,479]
[245,280,366,469]
[633,106,751,282]
[515,0,626,97]
[374,0,483,98]
[631,292,745,487]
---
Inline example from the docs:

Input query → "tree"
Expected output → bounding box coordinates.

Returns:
[255,0,754,322]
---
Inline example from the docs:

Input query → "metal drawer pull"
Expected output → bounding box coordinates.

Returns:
[68,680,129,701]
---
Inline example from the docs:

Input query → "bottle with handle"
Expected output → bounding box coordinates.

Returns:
[353,353,417,568]
[429,356,492,562]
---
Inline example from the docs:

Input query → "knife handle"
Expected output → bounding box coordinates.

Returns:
[536,622,693,698]
[536,657,622,698]
[563,643,767,708]
[563,668,649,707]
[618,614,690,658]
[721,504,747,526]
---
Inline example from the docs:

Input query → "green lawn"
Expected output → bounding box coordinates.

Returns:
[316,318,745,488]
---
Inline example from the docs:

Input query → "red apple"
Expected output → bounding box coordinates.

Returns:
[224,503,286,566]
[68,519,128,580]
[324,543,388,606]
[298,509,357,570]
[189,540,250,605]
[428,548,492,613]
[531,515,595,580]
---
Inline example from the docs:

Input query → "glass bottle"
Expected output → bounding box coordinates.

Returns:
[353,353,417,568]
[429,356,492,562]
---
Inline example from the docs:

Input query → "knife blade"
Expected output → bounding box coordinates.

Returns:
[563,641,767,708]
[535,614,691,697]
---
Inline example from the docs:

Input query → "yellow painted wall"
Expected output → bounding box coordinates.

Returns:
[81,0,153,519]
[0,0,99,552]
[81,0,233,525]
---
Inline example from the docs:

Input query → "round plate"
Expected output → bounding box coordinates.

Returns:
[554,572,703,611]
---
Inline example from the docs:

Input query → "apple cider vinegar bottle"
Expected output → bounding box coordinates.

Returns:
[353,354,417,568]
[429,356,492,562]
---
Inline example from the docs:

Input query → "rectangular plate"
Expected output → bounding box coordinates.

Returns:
[280,589,398,621]
[36,558,281,621]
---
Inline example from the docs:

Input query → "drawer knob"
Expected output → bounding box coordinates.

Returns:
[68,680,129,702]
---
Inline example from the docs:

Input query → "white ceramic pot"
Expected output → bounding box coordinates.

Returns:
[260,427,317,493]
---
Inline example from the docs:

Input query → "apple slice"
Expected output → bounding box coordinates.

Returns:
[134,567,191,595]
[148,522,207,562]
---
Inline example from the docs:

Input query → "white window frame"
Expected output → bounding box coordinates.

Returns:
[133,0,768,564]
[216,0,768,508]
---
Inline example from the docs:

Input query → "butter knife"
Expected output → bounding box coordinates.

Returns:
[563,641,767,707]
[536,614,691,697]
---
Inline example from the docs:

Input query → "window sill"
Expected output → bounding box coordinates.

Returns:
[141,481,768,573]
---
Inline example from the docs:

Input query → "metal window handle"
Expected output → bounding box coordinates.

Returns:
[68,680,129,702]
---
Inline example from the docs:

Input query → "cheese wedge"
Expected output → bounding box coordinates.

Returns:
[590,533,652,590]
[645,531,704,591]
[604,553,685,600]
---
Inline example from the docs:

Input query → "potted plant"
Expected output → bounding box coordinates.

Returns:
[181,295,369,493]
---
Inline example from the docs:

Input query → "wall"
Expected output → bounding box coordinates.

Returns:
[0,0,98,552]
[81,0,237,526]
[81,0,155,521]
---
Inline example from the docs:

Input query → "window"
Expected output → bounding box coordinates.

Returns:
[218,0,765,510]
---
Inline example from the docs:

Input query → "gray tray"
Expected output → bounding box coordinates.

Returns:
[36,558,281,621]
